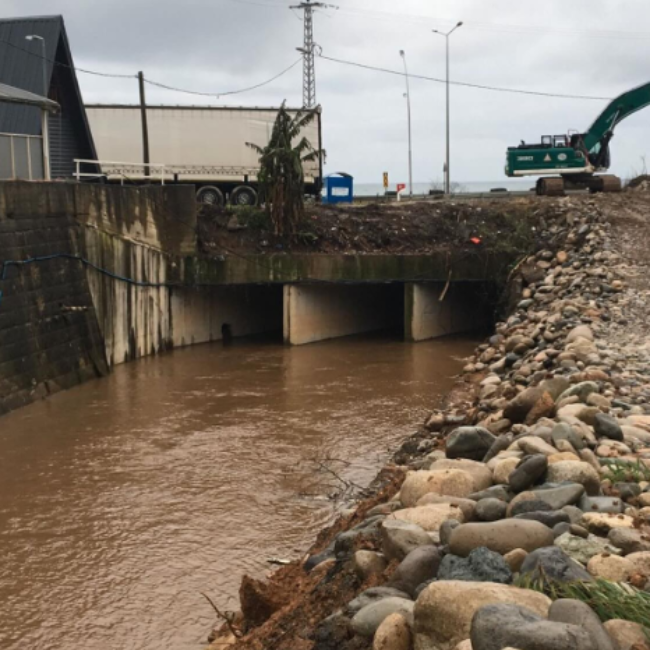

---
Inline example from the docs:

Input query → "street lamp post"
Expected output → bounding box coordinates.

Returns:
[399,50,413,196]
[432,21,463,196]
[25,35,47,97]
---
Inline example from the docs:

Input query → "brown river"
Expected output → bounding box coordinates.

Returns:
[0,334,475,650]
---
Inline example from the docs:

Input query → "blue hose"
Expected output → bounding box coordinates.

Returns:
[0,253,179,309]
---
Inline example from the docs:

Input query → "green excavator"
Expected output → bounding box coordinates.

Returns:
[506,81,650,196]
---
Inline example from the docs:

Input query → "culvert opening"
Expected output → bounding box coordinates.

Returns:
[202,284,284,343]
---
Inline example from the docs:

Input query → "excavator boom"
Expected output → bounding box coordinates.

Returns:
[583,81,650,151]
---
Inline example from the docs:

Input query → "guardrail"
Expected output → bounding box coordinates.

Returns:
[74,159,168,185]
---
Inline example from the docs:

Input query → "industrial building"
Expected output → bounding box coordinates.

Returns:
[0,15,97,180]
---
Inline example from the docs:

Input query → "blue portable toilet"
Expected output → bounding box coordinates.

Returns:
[323,172,353,204]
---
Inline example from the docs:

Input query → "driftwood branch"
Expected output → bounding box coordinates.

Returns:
[201,592,243,640]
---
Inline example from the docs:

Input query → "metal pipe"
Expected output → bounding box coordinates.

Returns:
[41,108,51,180]
[400,50,413,196]
[138,72,151,178]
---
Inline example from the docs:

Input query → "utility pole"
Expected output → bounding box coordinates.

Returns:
[400,50,413,196]
[138,71,150,178]
[291,0,335,109]
[433,22,463,196]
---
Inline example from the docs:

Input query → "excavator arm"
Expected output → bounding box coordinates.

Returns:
[582,81,650,152]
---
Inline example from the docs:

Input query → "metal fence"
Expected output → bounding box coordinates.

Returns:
[0,132,45,180]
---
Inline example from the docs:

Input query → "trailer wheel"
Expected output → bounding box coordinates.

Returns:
[230,185,258,207]
[197,186,225,206]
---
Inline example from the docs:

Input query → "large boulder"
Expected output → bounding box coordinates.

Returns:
[437,547,512,584]
[351,597,414,638]
[400,470,475,507]
[470,603,598,650]
[446,427,496,461]
[389,504,465,532]
[449,520,554,557]
[413,581,551,650]
[520,546,592,582]
[381,519,433,561]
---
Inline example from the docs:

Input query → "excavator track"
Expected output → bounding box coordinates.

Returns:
[589,175,623,194]
[536,177,565,197]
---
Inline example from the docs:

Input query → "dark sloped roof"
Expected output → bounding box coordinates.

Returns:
[0,81,59,111]
[0,15,96,158]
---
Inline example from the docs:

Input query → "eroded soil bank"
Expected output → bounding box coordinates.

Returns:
[211,189,650,650]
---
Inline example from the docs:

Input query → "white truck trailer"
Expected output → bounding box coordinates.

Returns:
[81,105,323,206]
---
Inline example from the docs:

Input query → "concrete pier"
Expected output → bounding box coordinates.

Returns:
[405,282,487,342]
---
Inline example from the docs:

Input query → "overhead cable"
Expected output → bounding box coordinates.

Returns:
[0,38,136,79]
[142,59,302,98]
[317,53,613,101]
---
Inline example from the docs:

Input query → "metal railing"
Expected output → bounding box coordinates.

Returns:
[74,159,168,185]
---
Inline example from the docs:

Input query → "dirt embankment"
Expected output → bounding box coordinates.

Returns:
[208,190,650,650]
[197,198,558,257]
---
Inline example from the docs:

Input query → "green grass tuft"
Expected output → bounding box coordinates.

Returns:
[517,574,650,637]
[601,459,650,484]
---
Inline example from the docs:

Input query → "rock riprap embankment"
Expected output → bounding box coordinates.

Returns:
[212,194,650,650]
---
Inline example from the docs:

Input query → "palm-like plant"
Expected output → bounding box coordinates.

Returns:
[247,102,321,238]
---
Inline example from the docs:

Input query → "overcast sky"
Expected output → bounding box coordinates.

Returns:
[5,0,650,184]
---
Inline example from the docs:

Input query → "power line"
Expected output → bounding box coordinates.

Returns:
[143,58,302,98]
[0,38,136,79]
[317,53,613,101]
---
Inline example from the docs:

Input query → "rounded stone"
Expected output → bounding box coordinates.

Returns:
[388,545,441,597]
[354,550,388,580]
[470,603,595,650]
[504,548,528,573]
[508,454,549,493]
[416,494,477,521]
[351,597,414,638]
[413,581,551,650]
[593,413,624,442]
[587,553,634,581]
[580,513,635,535]
[389,504,465,532]
[546,461,601,496]
[380,519,433,561]
[400,470,476,507]
[474,498,508,522]
[493,457,520,485]
[449,520,555,557]
[445,427,496,461]
[603,619,650,650]
[548,598,616,650]
[373,612,412,650]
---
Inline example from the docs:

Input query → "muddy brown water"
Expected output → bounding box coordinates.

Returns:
[0,334,475,650]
